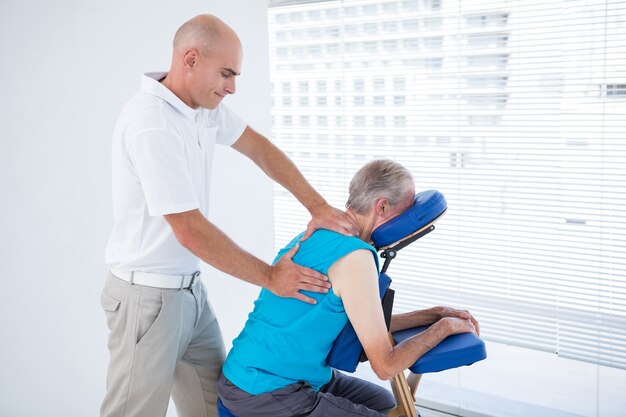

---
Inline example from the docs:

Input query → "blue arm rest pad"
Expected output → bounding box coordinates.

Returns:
[326,273,392,372]
[372,190,447,249]
[393,326,487,374]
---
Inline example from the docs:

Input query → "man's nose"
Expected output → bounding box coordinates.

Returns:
[225,78,236,95]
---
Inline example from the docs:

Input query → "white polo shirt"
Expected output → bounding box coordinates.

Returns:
[105,72,247,275]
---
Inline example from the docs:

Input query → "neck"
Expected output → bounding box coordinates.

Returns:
[346,209,375,243]
[160,71,197,109]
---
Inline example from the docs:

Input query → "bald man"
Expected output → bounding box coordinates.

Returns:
[102,15,356,417]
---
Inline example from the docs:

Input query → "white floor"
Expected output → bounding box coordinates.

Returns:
[419,406,461,417]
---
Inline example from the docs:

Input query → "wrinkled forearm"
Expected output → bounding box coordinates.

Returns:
[390,307,441,332]
[372,319,450,379]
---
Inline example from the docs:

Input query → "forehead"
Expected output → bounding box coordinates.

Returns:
[207,39,242,70]
[402,181,416,198]
[398,187,415,209]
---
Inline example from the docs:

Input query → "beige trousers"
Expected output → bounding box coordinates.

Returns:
[100,273,225,417]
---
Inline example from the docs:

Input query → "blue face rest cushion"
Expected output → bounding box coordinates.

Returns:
[371,190,447,249]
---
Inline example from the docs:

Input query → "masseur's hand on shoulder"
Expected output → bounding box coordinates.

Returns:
[301,202,358,241]
[268,243,330,304]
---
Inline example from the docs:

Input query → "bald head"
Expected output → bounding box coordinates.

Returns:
[163,14,242,109]
[173,14,240,56]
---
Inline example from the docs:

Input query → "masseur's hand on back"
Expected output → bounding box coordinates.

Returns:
[269,243,330,304]
[165,209,331,305]
[266,202,357,304]
[274,202,356,304]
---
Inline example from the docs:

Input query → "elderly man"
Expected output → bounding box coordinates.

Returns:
[217,160,480,417]
[102,14,356,417]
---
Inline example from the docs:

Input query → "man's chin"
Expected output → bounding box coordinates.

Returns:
[203,101,220,110]
[204,96,223,110]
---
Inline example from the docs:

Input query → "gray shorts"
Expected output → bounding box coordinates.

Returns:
[217,369,395,417]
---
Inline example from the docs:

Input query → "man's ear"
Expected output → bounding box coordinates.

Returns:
[182,49,198,70]
[374,198,390,217]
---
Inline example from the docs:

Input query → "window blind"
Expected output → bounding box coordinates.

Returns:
[268,0,626,369]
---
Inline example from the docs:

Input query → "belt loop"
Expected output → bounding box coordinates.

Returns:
[189,271,199,289]
[179,275,185,290]
[130,271,135,285]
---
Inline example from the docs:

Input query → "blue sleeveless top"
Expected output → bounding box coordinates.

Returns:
[222,229,379,395]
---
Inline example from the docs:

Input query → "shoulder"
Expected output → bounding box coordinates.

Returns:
[301,229,371,253]
[117,93,179,143]
[330,248,377,270]
[272,229,377,276]
[300,230,377,271]
[327,249,379,298]
[123,92,166,116]
[307,229,362,244]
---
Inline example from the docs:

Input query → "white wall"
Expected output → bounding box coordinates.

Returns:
[0,1,272,416]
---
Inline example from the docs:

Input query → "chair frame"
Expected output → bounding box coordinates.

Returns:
[375,214,445,417]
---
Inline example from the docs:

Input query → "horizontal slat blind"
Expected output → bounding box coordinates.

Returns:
[268,0,626,369]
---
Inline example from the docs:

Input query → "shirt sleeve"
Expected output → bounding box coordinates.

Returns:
[127,129,200,216]
[209,103,247,146]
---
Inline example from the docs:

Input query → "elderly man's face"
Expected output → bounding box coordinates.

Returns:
[370,183,416,233]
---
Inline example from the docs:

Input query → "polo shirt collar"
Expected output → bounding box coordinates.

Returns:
[141,72,200,121]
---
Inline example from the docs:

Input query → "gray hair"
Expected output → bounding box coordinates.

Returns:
[346,160,414,214]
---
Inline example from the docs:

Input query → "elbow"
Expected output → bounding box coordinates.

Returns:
[372,367,393,381]
[164,211,205,254]
[173,227,196,251]
[370,355,396,381]
[371,364,394,381]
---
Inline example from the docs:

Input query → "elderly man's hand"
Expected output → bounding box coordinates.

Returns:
[301,203,358,241]
[268,243,331,304]
[441,316,478,337]
[437,306,480,336]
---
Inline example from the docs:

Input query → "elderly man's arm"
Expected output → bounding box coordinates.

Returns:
[330,250,477,380]
[165,209,330,304]
[390,307,480,336]
[232,126,357,239]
